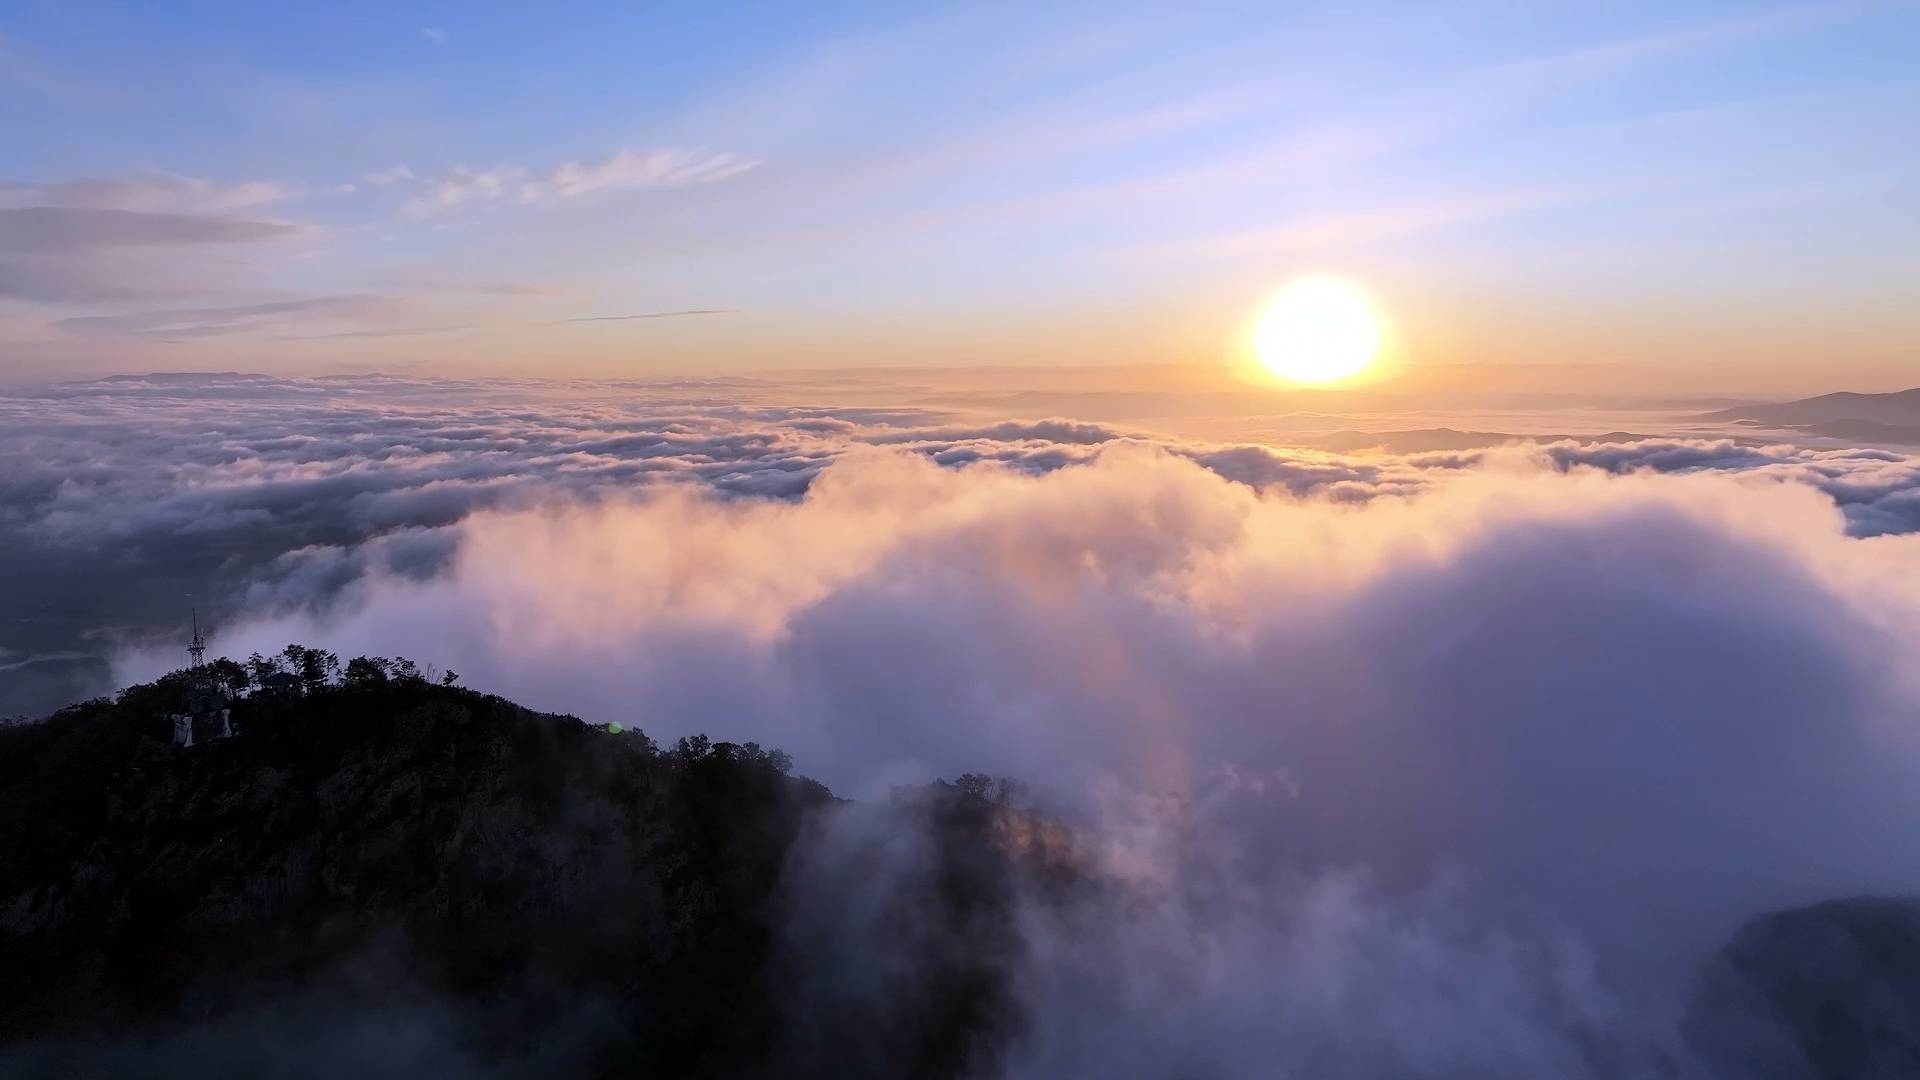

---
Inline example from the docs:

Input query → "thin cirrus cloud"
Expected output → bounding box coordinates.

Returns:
[402,148,758,217]
[0,206,298,254]
[280,307,743,340]
[519,148,758,201]
[276,308,738,339]
[0,253,208,303]
[407,165,502,215]
[0,171,293,214]
[275,323,484,342]
[361,164,415,187]
[54,295,392,339]
[1169,184,1621,262]
[0,172,306,302]
[41,290,738,341]
[559,308,739,323]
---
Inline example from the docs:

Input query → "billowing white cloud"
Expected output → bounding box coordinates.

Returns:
[150,439,1919,877]
[2,371,1914,1068]
[116,430,1920,1072]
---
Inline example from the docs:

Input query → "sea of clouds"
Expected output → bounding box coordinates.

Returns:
[9,372,1920,1074]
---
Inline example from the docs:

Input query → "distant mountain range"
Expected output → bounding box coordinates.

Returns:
[1705,388,1920,428]
[1794,419,1920,446]
[1299,428,1654,453]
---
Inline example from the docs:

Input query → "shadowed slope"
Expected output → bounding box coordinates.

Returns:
[0,672,1042,1078]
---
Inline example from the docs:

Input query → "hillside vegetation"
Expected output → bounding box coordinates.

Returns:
[3,654,1918,1078]
[0,658,1046,1078]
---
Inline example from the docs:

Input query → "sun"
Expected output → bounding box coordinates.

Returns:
[1254,276,1382,384]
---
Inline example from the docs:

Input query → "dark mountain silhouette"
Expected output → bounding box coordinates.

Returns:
[0,659,1064,1079]
[1703,389,1920,427]
[1691,897,1920,1080]
[1798,419,1920,445]
[1299,428,1656,453]
[3,657,1917,1078]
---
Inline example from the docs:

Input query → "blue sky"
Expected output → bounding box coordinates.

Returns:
[1,0,1916,387]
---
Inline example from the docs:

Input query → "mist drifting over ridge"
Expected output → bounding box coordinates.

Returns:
[146,433,1920,905]
[11,368,1920,723]
[50,374,1911,1075]
[3,372,1918,1074]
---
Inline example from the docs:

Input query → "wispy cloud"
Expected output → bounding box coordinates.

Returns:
[420,27,448,46]
[0,174,307,304]
[362,164,415,187]
[0,207,299,253]
[404,166,505,217]
[56,295,391,339]
[1171,185,1622,261]
[0,171,294,214]
[560,308,739,323]
[404,149,757,217]
[0,650,93,674]
[518,149,759,203]
[53,295,737,341]
[276,323,481,341]
[477,281,576,297]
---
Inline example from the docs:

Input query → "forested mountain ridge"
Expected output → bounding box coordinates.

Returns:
[0,661,1045,1078]
[3,657,1919,1078]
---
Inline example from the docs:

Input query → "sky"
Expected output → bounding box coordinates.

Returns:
[1,0,1916,390]
[9,10,1920,1068]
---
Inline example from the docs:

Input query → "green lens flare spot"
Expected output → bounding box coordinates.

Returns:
[607,722,624,735]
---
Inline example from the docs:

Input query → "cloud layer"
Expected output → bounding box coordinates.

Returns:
[5,372,1919,724]
[6,372,1920,1070]
[173,436,1920,946]
[112,389,1920,1074]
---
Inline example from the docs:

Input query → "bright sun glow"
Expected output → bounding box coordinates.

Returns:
[1255,276,1382,384]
